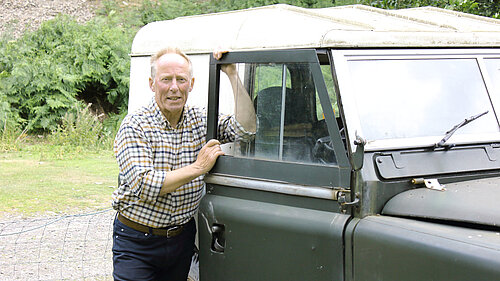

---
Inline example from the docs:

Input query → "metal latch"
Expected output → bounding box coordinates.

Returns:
[338,191,360,213]
[412,178,446,191]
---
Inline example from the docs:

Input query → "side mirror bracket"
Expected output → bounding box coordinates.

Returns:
[351,134,366,171]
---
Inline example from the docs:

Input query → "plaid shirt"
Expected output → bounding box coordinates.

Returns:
[112,98,248,228]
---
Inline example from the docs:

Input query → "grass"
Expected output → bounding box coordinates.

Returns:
[0,147,118,218]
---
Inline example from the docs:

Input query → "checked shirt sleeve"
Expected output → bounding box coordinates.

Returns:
[114,116,166,203]
[217,114,255,144]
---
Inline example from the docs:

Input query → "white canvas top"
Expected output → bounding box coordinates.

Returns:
[131,4,500,56]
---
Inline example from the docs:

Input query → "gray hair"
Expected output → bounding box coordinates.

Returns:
[150,47,193,80]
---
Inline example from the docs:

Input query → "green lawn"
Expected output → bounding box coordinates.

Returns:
[0,149,119,218]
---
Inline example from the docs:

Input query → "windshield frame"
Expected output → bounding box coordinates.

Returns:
[332,49,500,152]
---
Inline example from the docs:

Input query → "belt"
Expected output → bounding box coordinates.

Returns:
[117,213,186,238]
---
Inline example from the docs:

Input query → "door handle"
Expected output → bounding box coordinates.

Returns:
[211,224,225,253]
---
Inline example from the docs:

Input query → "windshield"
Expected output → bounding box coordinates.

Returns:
[485,58,500,99]
[347,58,499,142]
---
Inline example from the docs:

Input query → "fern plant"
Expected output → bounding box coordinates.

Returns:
[0,15,133,133]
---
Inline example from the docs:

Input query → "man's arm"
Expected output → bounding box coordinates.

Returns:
[214,50,256,133]
[221,64,257,133]
[159,139,224,195]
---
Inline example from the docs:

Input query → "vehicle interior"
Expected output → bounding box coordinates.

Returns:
[231,61,338,165]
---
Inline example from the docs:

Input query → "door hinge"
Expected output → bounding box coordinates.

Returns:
[338,191,360,213]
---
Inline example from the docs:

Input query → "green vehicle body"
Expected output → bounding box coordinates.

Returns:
[128,4,500,280]
[199,48,500,281]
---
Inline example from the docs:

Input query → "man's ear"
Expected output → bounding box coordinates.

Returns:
[149,77,155,91]
[189,77,195,92]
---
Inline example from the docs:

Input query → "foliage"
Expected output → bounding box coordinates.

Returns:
[135,0,339,25]
[0,40,22,135]
[0,14,134,133]
[0,121,24,152]
[136,0,208,24]
[363,0,500,18]
[0,104,118,157]
[134,0,499,24]
[48,103,110,149]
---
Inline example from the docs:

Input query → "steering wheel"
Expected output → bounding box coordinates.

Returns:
[312,136,337,164]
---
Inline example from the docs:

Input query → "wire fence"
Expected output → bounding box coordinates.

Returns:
[0,209,115,280]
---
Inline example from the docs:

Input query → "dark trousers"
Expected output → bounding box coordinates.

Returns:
[112,216,196,281]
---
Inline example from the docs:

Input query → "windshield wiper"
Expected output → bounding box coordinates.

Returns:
[434,110,489,149]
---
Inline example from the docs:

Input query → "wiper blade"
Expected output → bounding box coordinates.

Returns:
[435,110,489,149]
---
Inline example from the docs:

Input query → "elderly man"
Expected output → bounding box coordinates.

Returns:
[112,47,255,281]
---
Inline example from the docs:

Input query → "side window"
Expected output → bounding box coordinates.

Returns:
[318,65,340,119]
[224,62,336,165]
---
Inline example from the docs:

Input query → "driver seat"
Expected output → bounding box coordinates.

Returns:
[254,86,315,162]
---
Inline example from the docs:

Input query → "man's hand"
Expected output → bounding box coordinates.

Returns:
[193,139,225,174]
[213,49,237,75]
[213,49,228,60]
[160,139,224,195]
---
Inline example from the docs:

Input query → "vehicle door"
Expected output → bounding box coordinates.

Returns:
[199,49,352,281]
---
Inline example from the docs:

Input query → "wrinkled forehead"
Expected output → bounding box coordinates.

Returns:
[155,53,193,77]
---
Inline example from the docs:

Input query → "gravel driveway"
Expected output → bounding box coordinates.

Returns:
[0,209,115,280]
[0,0,98,39]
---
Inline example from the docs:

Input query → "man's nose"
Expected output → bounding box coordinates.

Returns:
[170,79,179,91]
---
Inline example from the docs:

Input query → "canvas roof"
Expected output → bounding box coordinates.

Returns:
[131,4,500,56]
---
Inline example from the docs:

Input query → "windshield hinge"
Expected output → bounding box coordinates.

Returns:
[412,178,446,191]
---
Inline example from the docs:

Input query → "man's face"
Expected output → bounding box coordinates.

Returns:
[149,53,194,122]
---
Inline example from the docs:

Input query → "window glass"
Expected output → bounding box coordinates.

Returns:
[227,62,336,165]
[253,63,292,98]
[318,65,339,119]
[347,58,499,141]
[485,58,500,99]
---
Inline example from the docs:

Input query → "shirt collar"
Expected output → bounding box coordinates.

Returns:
[149,97,186,129]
